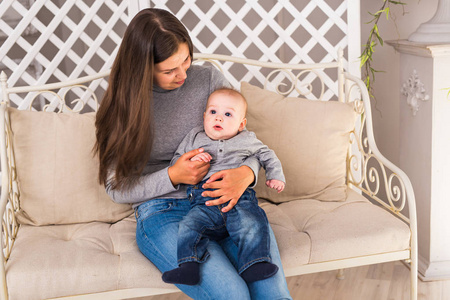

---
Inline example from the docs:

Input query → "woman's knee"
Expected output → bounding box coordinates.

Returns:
[135,223,178,272]
[189,270,250,300]
[180,241,251,300]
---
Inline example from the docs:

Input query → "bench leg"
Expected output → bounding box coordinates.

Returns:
[336,269,345,280]
[410,260,418,300]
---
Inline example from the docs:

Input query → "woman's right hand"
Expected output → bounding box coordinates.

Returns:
[168,148,210,186]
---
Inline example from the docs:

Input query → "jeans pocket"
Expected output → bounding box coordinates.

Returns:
[135,199,174,223]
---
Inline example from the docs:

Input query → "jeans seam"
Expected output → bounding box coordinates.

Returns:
[136,216,176,270]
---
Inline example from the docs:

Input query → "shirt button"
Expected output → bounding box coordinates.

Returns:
[219,149,223,152]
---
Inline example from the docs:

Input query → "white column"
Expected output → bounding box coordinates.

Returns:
[408,0,450,43]
[387,40,450,281]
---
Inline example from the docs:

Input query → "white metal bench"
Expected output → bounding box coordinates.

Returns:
[0,52,417,300]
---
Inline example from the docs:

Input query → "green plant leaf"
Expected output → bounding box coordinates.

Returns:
[377,34,384,46]
[360,0,405,102]
[360,54,369,67]
[389,1,406,5]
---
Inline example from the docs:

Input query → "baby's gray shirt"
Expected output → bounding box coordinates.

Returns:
[171,126,285,184]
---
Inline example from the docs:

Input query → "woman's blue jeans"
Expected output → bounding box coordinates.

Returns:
[135,198,292,300]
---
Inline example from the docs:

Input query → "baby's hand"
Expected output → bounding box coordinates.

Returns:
[190,152,212,163]
[266,179,285,193]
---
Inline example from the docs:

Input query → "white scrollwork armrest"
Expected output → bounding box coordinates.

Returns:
[344,73,417,225]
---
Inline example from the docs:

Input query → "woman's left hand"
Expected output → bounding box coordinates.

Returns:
[201,166,255,213]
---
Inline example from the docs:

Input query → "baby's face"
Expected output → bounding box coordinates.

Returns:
[204,93,247,141]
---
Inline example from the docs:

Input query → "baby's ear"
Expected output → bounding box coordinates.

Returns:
[239,118,247,131]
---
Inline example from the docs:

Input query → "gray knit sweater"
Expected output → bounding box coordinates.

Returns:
[106,65,261,207]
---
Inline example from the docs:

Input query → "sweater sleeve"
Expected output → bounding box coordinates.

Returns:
[247,133,285,183]
[239,156,261,188]
[105,168,179,204]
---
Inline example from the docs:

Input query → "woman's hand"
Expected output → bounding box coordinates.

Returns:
[201,166,255,213]
[168,148,210,186]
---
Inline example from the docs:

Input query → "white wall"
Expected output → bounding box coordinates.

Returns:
[360,0,439,166]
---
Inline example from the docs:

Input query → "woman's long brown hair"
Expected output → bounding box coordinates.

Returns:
[95,8,193,190]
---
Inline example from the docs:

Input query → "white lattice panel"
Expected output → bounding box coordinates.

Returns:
[0,0,360,108]
[0,0,144,111]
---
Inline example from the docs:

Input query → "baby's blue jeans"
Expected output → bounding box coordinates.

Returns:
[178,181,271,275]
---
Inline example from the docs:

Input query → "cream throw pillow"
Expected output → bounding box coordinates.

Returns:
[8,108,133,225]
[241,82,357,202]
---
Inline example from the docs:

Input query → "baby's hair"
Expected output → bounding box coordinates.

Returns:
[208,87,248,114]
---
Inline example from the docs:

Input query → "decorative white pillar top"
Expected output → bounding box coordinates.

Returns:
[387,40,450,58]
[408,0,450,43]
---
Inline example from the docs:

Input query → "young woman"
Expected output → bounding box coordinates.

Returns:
[95,8,291,299]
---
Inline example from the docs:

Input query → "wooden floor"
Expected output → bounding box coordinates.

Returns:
[135,261,450,300]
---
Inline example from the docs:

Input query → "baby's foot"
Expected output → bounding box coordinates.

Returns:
[241,262,279,283]
[162,261,200,285]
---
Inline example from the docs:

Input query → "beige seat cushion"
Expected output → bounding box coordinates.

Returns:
[261,189,411,268]
[8,108,133,225]
[5,216,174,300]
[241,82,357,202]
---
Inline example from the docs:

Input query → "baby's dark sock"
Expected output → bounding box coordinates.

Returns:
[162,262,200,285]
[241,262,279,283]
